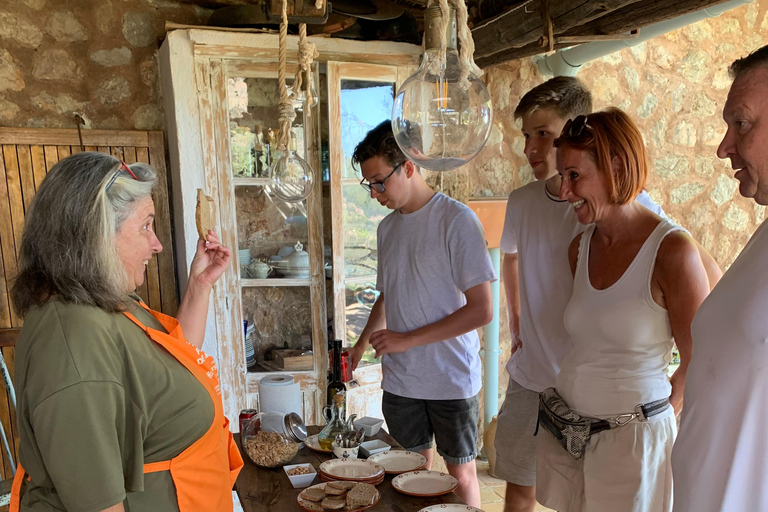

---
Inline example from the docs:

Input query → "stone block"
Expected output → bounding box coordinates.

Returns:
[0,98,19,121]
[654,154,688,180]
[46,10,88,42]
[694,155,715,178]
[711,174,738,206]
[593,75,619,103]
[0,50,25,92]
[671,183,704,204]
[31,92,85,114]
[0,12,43,48]
[122,12,155,48]
[683,20,712,42]
[624,68,639,93]
[32,49,82,83]
[91,47,132,67]
[723,204,748,231]
[132,103,163,130]
[673,121,697,147]
[678,50,710,83]
[96,76,130,105]
[637,94,658,119]
[691,93,717,117]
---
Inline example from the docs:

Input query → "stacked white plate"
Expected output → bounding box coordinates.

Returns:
[318,459,385,486]
[366,450,427,474]
[391,470,459,497]
[238,248,251,265]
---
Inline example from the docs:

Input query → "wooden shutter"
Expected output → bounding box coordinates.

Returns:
[0,127,178,480]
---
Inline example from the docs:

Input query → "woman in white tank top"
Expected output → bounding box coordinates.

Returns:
[535,109,711,512]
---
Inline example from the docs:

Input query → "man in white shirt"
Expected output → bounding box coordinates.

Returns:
[495,77,721,512]
[348,121,497,508]
[672,44,768,512]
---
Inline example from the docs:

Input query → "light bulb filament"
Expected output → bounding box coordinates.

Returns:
[433,78,449,110]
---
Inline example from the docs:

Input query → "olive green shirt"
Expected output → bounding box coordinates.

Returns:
[15,298,214,512]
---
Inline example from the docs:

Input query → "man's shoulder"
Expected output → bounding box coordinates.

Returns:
[507,180,546,203]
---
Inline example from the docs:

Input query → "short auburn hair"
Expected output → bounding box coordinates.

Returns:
[555,107,648,205]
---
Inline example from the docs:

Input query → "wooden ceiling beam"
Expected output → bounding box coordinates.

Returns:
[472,0,640,60]
[475,0,732,67]
[561,0,734,36]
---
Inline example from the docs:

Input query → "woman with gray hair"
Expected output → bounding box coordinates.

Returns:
[8,152,243,512]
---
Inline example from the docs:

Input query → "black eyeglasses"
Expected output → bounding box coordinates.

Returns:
[360,163,403,193]
[562,115,593,139]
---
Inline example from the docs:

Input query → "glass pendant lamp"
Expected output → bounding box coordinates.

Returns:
[392,5,492,172]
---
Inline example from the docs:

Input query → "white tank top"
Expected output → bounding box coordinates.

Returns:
[557,219,681,418]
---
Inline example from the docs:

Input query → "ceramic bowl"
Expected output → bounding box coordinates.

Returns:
[283,463,317,488]
[353,417,384,437]
[359,439,391,457]
[332,441,359,460]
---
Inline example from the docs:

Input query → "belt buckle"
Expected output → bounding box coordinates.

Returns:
[611,413,636,427]
[635,404,648,422]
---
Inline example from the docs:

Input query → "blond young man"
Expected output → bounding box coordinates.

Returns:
[495,77,720,512]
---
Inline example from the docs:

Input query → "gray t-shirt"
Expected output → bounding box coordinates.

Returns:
[376,193,497,400]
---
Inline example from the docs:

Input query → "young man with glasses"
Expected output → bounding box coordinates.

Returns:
[348,120,496,508]
[496,78,721,512]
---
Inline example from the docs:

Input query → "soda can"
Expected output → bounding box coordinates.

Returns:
[239,408,258,434]
[340,350,353,382]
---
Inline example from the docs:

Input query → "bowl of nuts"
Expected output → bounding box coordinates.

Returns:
[242,411,306,468]
[284,463,317,488]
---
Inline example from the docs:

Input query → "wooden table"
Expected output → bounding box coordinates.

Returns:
[235,427,465,512]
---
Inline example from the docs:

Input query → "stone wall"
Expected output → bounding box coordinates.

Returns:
[467,0,768,406]
[0,0,210,130]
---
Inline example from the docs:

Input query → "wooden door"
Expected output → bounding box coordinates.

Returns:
[0,127,177,481]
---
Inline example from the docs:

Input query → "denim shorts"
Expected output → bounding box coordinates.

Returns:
[382,391,479,465]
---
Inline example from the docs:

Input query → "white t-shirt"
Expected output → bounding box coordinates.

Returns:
[500,180,664,392]
[376,193,497,400]
[672,218,768,512]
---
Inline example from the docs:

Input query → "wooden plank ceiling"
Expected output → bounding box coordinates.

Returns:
[172,0,736,67]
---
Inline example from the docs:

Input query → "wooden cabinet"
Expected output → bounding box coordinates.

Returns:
[160,29,420,426]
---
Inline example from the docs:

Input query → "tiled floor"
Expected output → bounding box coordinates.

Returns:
[476,460,554,512]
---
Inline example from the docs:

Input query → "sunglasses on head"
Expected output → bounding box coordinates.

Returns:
[106,161,138,191]
[359,162,404,194]
[562,115,593,139]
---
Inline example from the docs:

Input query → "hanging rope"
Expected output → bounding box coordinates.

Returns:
[425,0,482,89]
[292,23,319,117]
[277,0,296,152]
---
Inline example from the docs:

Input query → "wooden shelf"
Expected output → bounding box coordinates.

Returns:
[240,278,311,287]
[233,177,270,186]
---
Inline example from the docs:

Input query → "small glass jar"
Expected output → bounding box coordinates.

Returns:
[242,411,307,468]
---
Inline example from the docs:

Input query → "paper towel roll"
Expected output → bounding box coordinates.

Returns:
[259,374,303,419]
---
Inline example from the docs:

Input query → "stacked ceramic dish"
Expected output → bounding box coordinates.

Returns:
[366,450,428,474]
[391,470,459,497]
[318,459,386,486]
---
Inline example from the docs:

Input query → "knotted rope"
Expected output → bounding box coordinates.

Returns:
[425,0,482,89]
[292,23,319,116]
[277,0,296,152]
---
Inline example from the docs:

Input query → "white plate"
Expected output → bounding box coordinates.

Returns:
[392,470,459,497]
[367,450,428,474]
[305,434,332,453]
[420,505,484,512]
[319,459,385,480]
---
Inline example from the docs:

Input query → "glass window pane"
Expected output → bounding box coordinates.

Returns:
[340,80,395,180]
[345,281,380,367]
[243,287,314,372]
[342,183,386,277]
[228,76,306,178]
[235,185,308,273]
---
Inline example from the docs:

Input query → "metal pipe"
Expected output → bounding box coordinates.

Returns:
[537,0,756,76]
[482,247,501,427]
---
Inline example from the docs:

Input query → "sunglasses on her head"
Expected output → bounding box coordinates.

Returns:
[106,161,138,191]
[562,115,594,139]
[359,162,404,193]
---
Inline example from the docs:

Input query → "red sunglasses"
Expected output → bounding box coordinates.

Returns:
[106,161,138,190]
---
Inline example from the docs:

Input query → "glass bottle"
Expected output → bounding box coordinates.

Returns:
[318,391,348,451]
[326,339,346,415]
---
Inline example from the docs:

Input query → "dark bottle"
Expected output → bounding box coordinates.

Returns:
[326,339,346,420]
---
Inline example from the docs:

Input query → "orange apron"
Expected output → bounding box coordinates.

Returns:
[10,304,244,511]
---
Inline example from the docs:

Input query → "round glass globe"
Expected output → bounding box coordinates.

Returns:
[268,150,315,202]
[392,49,493,172]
